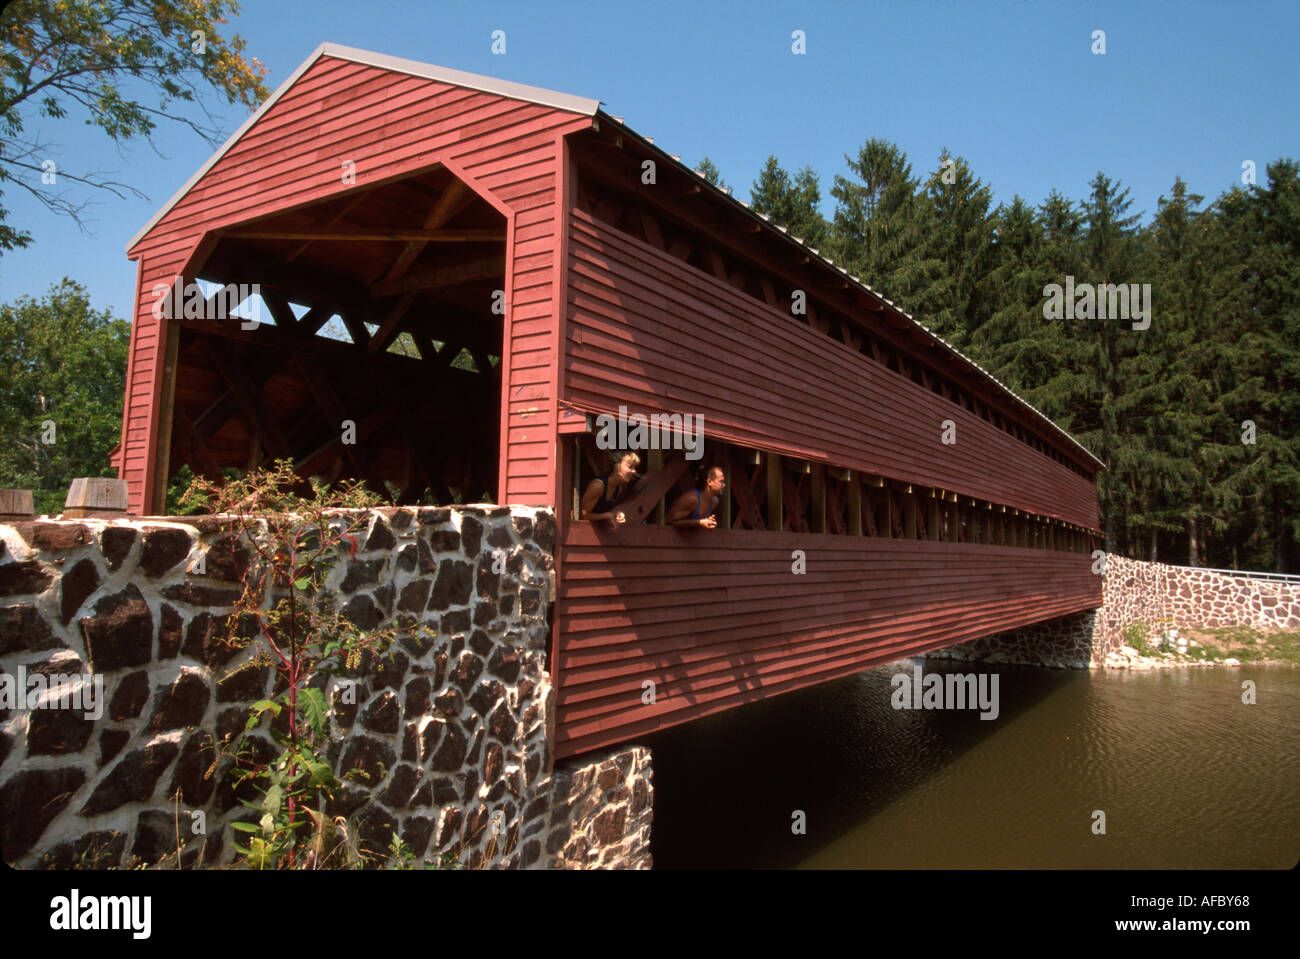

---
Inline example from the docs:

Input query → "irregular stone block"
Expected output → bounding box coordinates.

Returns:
[161,581,241,607]
[59,558,101,625]
[451,652,484,696]
[104,671,149,722]
[382,763,422,808]
[484,742,503,782]
[401,814,434,859]
[468,679,504,717]
[139,527,193,579]
[81,740,179,815]
[145,671,211,732]
[417,508,451,526]
[15,522,91,551]
[130,808,178,865]
[80,584,154,674]
[27,705,95,755]
[433,687,463,719]
[403,676,431,719]
[356,804,399,862]
[342,593,382,631]
[100,527,137,572]
[441,609,471,635]
[487,701,518,743]
[157,604,184,659]
[42,829,126,869]
[341,559,383,592]
[436,805,462,849]
[371,649,409,692]
[428,724,467,772]
[396,543,418,573]
[339,735,395,786]
[397,580,430,614]
[534,513,556,552]
[361,690,400,735]
[0,604,59,655]
[99,728,129,765]
[364,519,396,552]
[425,527,460,552]
[170,731,217,807]
[203,537,250,582]
[216,662,266,703]
[487,646,521,684]
[1,766,87,862]
[181,612,243,669]
[0,561,54,597]
[428,559,473,611]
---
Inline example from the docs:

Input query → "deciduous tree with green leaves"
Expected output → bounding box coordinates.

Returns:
[0,278,129,514]
[0,0,271,251]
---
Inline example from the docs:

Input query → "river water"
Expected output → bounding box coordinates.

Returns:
[641,658,1300,869]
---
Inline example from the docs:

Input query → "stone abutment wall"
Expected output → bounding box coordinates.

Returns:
[0,507,651,869]
[928,553,1300,668]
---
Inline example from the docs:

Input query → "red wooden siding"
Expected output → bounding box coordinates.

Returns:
[122,53,592,513]
[562,208,1100,530]
[554,525,1101,758]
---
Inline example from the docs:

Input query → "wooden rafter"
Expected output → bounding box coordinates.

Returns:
[170,405,225,482]
[367,293,417,354]
[202,340,292,459]
[286,192,371,262]
[229,228,503,243]
[369,255,504,297]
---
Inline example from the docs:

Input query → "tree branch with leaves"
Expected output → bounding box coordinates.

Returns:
[0,0,271,251]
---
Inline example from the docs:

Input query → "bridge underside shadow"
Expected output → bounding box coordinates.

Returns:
[639,657,1077,869]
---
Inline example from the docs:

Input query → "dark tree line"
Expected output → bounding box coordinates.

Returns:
[745,145,1300,573]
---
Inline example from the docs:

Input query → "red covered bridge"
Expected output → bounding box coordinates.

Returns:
[119,44,1104,759]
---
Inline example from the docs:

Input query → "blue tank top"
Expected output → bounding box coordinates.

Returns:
[593,474,619,513]
[688,489,714,520]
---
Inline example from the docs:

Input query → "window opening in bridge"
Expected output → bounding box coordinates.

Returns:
[566,434,1097,554]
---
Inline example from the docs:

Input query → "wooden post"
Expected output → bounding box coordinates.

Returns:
[903,487,918,539]
[0,489,35,522]
[847,471,862,537]
[64,478,129,519]
[926,492,940,540]
[572,437,582,520]
[765,452,783,532]
[810,462,827,534]
[150,316,181,514]
[947,498,959,543]
[721,452,732,530]
[648,448,665,525]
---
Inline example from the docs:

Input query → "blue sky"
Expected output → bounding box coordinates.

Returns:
[2,0,1296,323]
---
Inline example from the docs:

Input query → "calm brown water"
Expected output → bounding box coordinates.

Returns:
[642,659,1300,869]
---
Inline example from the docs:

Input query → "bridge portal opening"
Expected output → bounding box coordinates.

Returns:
[153,166,505,509]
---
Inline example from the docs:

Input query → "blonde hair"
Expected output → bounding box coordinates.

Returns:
[609,450,641,470]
